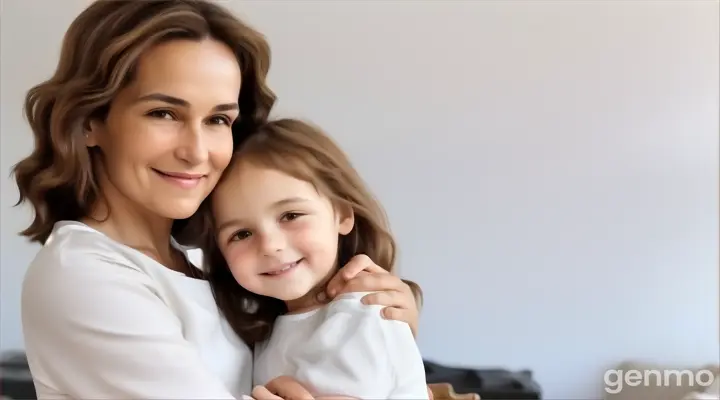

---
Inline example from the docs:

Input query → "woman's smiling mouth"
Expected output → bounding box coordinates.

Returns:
[152,169,206,189]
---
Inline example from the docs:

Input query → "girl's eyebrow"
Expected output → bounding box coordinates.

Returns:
[215,217,246,236]
[271,197,309,207]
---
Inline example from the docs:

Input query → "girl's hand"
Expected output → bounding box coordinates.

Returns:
[250,376,314,399]
[325,254,420,336]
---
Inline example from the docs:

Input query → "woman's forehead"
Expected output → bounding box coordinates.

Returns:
[120,39,242,107]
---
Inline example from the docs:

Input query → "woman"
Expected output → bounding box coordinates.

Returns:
[13,1,422,399]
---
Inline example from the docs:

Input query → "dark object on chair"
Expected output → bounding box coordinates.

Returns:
[424,359,542,399]
[1,352,37,400]
[3,352,543,400]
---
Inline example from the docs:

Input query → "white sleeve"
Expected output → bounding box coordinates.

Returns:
[21,251,238,400]
[292,292,428,399]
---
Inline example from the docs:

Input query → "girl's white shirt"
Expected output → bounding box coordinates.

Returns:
[253,292,429,399]
[21,221,252,399]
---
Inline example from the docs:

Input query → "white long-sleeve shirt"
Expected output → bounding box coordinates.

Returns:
[21,221,252,399]
[253,292,429,399]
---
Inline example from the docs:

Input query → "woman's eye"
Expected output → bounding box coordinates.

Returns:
[230,230,252,241]
[147,110,175,120]
[208,115,231,126]
[281,212,303,222]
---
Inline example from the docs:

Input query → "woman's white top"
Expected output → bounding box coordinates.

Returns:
[21,221,252,399]
[253,292,429,399]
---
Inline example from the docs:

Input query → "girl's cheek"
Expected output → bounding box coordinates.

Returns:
[224,243,250,269]
[224,245,258,287]
[290,222,315,243]
[290,218,316,234]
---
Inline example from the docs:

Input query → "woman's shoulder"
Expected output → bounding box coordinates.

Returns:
[32,221,132,260]
[21,223,144,323]
[20,221,186,330]
[23,221,164,295]
[41,220,118,250]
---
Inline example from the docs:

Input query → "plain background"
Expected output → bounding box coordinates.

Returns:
[1,1,718,398]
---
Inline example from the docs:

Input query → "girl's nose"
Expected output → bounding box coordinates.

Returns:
[259,229,287,256]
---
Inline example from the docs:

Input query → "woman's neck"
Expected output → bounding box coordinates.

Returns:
[87,203,173,254]
[83,174,177,268]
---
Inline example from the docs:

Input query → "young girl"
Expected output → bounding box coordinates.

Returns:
[200,118,428,399]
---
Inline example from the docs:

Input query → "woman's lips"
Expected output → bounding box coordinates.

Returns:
[153,169,206,189]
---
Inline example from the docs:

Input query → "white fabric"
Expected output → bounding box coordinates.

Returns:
[21,221,252,399]
[682,377,720,400]
[253,292,428,399]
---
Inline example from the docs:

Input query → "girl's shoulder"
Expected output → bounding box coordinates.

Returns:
[327,291,377,309]
[323,291,385,320]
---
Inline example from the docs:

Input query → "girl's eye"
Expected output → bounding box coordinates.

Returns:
[208,115,232,126]
[281,212,303,222]
[147,110,175,120]
[230,230,252,242]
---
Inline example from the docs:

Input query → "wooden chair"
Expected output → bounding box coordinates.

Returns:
[429,383,481,400]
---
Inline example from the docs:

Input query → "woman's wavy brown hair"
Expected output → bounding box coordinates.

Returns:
[180,118,423,345]
[13,0,275,244]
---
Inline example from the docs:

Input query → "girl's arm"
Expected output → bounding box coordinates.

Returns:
[325,254,421,336]
[22,252,239,399]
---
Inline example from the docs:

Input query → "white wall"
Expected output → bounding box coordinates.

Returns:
[2,1,718,398]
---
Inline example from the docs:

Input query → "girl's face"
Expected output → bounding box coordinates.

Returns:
[86,39,241,220]
[212,162,354,306]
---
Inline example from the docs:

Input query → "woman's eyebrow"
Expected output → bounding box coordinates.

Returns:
[135,92,239,112]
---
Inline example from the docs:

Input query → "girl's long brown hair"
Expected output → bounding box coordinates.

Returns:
[179,119,422,345]
[13,0,275,244]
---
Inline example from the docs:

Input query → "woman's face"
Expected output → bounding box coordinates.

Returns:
[86,38,241,220]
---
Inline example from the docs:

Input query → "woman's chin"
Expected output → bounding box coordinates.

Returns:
[151,200,203,220]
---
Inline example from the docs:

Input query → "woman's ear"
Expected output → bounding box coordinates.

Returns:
[83,118,103,148]
[337,205,355,236]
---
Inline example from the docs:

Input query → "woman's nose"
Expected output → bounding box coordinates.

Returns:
[175,123,208,165]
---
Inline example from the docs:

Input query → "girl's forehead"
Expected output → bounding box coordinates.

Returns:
[215,163,323,206]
